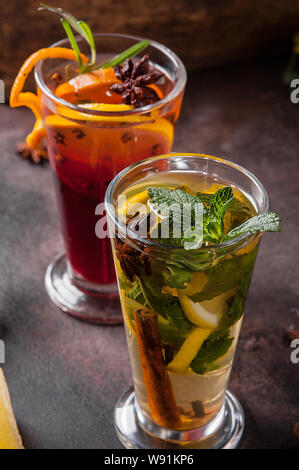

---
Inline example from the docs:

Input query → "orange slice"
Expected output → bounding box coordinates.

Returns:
[0,368,24,449]
[9,47,88,151]
[55,67,122,104]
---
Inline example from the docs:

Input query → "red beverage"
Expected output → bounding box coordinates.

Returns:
[46,116,172,286]
[35,33,186,322]
[43,68,176,288]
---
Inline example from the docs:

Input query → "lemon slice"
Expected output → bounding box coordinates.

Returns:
[167,327,212,374]
[118,190,149,217]
[0,368,24,449]
[179,289,235,329]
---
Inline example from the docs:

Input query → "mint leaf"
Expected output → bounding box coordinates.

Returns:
[147,187,205,249]
[191,329,233,374]
[209,187,234,224]
[127,280,147,305]
[189,247,258,302]
[147,186,280,248]
[227,198,252,230]
[147,187,205,214]
[197,193,248,215]
[223,212,281,241]
[220,270,253,328]
[163,295,192,331]
[196,192,212,205]
[227,197,251,215]
[136,276,192,332]
[204,187,234,240]
[162,263,193,289]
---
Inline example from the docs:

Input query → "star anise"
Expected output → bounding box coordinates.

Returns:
[16,142,48,165]
[114,234,154,281]
[114,236,141,282]
[110,54,163,108]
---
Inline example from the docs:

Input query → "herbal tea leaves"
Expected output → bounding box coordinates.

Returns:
[219,270,253,328]
[162,263,193,289]
[202,187,233,242]
[207,187,234,235]
[146,187,205,250]
[189,248,258,303]
[191,329,233,374]
[136,276,192,332]
[146,185,281,247]
[223,212,281,241]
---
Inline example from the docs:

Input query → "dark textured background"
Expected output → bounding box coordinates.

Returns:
[2,0,299,90]
[0,58,299,449]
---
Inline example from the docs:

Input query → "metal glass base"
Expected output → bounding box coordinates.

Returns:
[45,253,123,324]
[115,386,244,449]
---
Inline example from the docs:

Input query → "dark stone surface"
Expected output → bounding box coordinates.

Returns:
[0,58,298,449]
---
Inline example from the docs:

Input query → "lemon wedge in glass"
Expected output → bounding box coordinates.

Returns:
[178,290,235,329]
[178,271,235,329]
[167,327,212,374]
[0,368,24,449]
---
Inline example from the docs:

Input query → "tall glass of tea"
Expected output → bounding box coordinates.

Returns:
[105,153,280,448]
[34,35,186,323]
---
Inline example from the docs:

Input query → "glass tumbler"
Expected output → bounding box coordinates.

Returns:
[34,34,186,324]
[105,153,268,448]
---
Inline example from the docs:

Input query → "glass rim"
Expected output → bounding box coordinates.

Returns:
[105,153,269,253]
[34,33,187,118]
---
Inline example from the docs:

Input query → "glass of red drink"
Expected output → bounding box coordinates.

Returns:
[34,34,186,323]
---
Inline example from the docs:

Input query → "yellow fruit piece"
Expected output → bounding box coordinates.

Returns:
[48,102,173,145]
[119,289,136,335]
[179,272,208,296]
[9,47,88,151]
[207,183,224,193]
[178,289,235,329]
[46,102,132,124]
[167,327,212,374]
[118,190,150,217]
[55,67,119,103]
[162,286,178,297]
[0,369,24,449]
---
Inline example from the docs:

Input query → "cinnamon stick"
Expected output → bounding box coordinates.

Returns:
[134,308,181,429]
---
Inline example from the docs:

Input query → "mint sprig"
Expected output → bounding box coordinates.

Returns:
[203,187,234,242]
[146,185,281,248]
[223,212,281,241]
[146,187,205,250]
